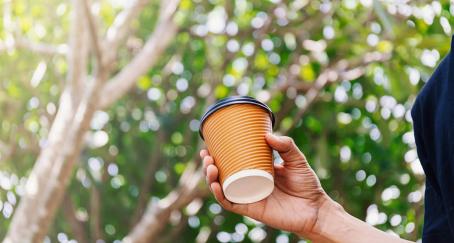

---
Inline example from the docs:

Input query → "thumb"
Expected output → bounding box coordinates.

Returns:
[265,134,308,167]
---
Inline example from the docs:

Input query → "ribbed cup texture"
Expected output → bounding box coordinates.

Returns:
[202,104,274,185]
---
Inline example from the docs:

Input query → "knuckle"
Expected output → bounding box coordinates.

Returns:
[220,201,233,211]
[206,164,213,171]
[282,136,295,147]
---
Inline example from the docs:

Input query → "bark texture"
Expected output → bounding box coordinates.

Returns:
[3,0,180,242]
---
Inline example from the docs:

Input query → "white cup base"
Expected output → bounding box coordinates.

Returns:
[222,169,274,204]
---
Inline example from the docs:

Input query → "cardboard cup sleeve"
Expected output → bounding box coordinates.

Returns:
[200,96,275,204]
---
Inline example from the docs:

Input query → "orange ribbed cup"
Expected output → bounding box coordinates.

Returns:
[200,97,275,204]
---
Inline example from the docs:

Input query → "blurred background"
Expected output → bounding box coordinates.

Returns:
[0,0,452,242]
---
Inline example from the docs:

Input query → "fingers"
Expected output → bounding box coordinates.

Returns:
[200,149,220,195]
[210,182,248,215]
[265,133,296,153]
[199,149,209,159]
[206,164,218,184]
[199,150,260,218]
[200,150,248,215]
[202,153,219,188]
[200,149,214,176]
[265,134,307,166]
[210,182,231,207]
[202,155,215,175]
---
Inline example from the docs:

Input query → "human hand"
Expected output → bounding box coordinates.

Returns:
[200,133,338,238]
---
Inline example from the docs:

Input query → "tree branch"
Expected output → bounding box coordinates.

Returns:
[123,126,212,243]
[1,0,67,55]
[3,0,14,35]
[157,211,188,242]
[0,38,68,55]
[5,71,107,241]
[123,161,205,243]
[0,139,13,162]
[123,61,220,241]
[130,131,165,227]
[81,0,104,70]
[98,0,181,109]
[269,48,303,129]
[104,0,149,63]
[280,52,391,134]
[4,6,105,239]
[67,0,89,105]
[89,186,104,242]
[62,194,88,243]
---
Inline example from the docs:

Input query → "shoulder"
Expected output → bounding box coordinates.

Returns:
[411,35,453,121]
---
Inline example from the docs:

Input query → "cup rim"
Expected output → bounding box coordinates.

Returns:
[199,96,275,140]
[222,169,274,204]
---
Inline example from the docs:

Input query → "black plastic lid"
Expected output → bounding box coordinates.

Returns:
[199,96,275,140]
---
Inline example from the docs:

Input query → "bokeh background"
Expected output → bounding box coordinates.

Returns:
[0,0,452,242]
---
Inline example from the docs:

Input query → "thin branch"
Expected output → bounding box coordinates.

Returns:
[62,194,88,243]
[0,141,6,153]
[67,0,89,105]
[123,59,218,242]
[276,81,313,93]
[89,186,104,242]
[123,164,205,243]
[17,39,67,55]
[196,224,212,243]
[1,0,67,55]
[123,131,212,243]
[81,0,103,70]
[157,211,188,242]
[104,0,149,63]
[99,0,181,109]
[3,0,13,33]
[270,48,303,129]
[0,139,11,158]
[280,52,391,134]
[0,38,68,55]
[130,132,164,227]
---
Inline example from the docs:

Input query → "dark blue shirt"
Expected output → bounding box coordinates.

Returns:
[411,36,454,242]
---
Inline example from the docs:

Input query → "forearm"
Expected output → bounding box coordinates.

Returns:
[302,199,413,243]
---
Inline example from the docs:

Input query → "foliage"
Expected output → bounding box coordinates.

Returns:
[1,0,453,242]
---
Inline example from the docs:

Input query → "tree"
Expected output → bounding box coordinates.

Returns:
[3,0,183,242]
[0,0,452,242]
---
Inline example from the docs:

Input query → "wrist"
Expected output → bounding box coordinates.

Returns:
[312,198,346,242]
[296,196,346,243]
[295,196,411,243]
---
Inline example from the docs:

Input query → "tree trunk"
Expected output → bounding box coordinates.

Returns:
[4,86,99,242]
[3,0,180,241]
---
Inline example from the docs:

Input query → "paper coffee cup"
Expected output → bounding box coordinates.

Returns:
[199,96,275,204]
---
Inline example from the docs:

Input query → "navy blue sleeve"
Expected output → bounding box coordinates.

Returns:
[411,36,454,241]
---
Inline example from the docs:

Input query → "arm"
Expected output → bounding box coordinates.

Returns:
[306,199,412,243]
[201,134,413,243]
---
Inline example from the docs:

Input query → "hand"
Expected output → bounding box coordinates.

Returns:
[200,134,338,238]
[201,134,412,243]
